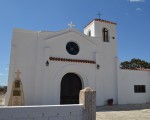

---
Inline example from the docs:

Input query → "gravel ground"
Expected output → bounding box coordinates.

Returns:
[96,104,150,120]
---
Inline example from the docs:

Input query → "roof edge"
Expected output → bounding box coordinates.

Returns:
[121,68,150,72]
[84,18,117,29]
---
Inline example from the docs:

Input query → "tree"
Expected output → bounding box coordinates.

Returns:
[120,58,150,69]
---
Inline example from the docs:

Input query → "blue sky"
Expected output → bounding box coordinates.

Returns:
[0,0,150,86]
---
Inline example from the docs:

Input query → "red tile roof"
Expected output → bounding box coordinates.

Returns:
[121,68,150,72]
[84,18,117,29]
[49,57,96,64]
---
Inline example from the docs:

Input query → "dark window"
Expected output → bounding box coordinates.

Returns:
[88,30,91,36]
[13,90,21,96]
[66,42,79,55]
[103,28,109,42]
[15,80,20,88]
[134,85,146,93]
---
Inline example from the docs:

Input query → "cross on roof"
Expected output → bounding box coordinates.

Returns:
[15,70,21,79]
[68,21,75,28]
[97,12,102,19]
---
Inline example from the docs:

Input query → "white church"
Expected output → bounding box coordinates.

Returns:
[5,18,150,106]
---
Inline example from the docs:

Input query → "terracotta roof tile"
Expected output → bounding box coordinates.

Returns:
[84,18,117,29]
[121,68,150,72]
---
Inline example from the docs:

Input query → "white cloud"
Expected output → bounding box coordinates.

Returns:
[129,0,145,2]
[0,73,3,76]
[136,8,142,11]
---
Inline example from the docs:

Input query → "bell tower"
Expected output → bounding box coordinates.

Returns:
[83,18,118,59]
[84,19,118,105]
[84,18,117,43]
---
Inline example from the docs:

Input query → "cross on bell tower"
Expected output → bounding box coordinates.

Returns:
[97,12,102,19]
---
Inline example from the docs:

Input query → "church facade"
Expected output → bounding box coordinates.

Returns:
[6,19,150,106]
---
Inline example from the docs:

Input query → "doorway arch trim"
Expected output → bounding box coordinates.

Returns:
[54,64,88,104]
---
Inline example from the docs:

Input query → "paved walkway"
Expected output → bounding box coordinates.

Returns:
[96,104,150,120]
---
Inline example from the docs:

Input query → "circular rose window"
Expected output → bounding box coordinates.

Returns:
[66,42,79,55]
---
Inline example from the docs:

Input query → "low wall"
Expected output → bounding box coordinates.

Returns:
[0,87,96,120]
[0,104,84,120]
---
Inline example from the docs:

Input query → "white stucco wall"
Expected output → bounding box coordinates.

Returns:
[84,21,95,37]
[0,105,84,120]
[6,29,38,105]
[118,69,150,104]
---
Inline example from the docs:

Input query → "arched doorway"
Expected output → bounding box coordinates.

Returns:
[60,73,82,104]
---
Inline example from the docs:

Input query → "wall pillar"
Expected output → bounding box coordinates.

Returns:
[79,87,96,120]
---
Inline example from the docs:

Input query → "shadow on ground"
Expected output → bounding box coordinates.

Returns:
[96,104,150,112]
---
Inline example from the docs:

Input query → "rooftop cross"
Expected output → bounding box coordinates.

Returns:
[97,12,102,19]
[15,70,21,79]
[68,21,75,28]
